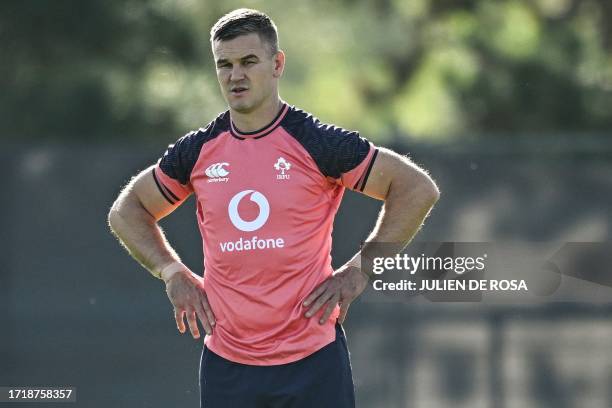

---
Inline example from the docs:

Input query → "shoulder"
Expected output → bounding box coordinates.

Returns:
[159,111,230,183]
[175,110,231,150]
[280,105,371,179]
[281,106,357,139]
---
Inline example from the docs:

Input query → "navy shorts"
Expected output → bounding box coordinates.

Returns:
[199,323,355,408]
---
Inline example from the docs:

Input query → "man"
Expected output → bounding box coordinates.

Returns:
[108,8,439,408]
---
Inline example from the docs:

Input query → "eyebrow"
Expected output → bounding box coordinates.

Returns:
[216,54,260,65]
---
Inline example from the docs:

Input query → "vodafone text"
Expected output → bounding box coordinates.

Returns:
[220,236,285,252]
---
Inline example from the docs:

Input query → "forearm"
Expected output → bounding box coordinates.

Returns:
[108,193,182,280]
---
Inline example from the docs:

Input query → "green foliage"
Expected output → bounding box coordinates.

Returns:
[1,0,611,142]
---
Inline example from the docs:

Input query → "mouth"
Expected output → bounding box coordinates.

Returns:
[230,86,249,96]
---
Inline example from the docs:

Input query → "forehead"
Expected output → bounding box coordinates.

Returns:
[213,33,269,60]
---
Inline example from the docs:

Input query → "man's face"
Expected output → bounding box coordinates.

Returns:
[213,33,283,114]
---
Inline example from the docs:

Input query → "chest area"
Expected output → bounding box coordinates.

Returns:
[190,135,333,213]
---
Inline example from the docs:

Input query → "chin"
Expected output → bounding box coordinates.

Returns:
[229,100,256,114]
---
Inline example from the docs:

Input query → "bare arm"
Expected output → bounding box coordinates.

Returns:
[108,165,215,337]
[358,147,439,259]
[107,165,185,279]
[304,147,439,323]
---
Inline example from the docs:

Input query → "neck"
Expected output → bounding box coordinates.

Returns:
[230,96,283,133]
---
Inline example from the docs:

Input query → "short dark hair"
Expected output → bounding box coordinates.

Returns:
[210,9,279,55]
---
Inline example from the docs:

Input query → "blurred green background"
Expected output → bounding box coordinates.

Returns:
[2,1,612,408]
[2,0,611,143]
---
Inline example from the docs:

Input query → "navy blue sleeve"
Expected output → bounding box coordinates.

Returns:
[158,112,230,184]
[281,109,372,182]
[158,130,202,185]
[154,112,230,203]
[313,123,371,179]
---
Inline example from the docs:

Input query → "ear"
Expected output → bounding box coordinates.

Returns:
[272,50,285,78]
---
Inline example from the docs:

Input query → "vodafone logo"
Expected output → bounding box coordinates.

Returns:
[221,190,284,252]
[228,190,270,232]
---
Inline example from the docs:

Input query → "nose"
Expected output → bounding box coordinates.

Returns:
[229,64,246,82]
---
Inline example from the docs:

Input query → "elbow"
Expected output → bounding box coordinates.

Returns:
[107,202,122,235]
[107,193,155,235]
[397,170,439,210]
[422,176,440,206]
[108,194,131,235]
[388,167,441,209]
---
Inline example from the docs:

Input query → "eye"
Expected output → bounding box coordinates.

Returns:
[244,60,256,66]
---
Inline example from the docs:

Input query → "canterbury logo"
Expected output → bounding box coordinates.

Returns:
[205,162,229,178]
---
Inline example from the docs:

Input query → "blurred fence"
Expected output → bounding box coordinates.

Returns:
[1,136,612,407]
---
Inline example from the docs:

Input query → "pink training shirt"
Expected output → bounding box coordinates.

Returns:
[153,103,378,365]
